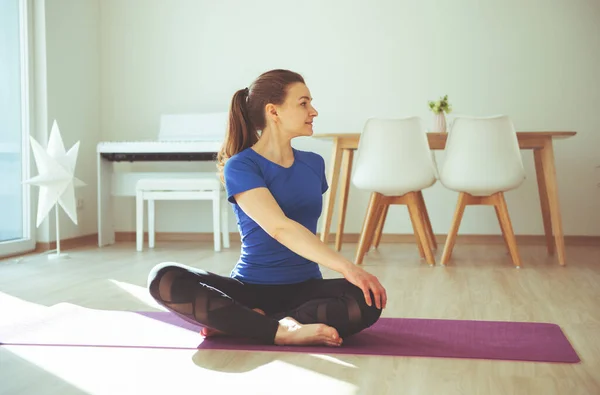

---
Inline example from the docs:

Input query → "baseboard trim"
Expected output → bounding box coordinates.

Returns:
[115,231,224,243]
[114,231,599,247]
[35,234,100,253]
[337,233,600,247]
[22,232,598,255]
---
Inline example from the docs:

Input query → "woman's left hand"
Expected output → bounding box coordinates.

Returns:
[342,264,387,310]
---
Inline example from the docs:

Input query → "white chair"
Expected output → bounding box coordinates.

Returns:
[438,115,526,267]
[352,116,439,266]
[136,177,230,252]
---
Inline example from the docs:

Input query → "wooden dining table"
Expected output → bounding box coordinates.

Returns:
[312,131,576,266]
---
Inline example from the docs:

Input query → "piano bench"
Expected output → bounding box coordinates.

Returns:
[135,177,230,252]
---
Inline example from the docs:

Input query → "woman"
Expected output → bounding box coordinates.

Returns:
[148,69,387,347]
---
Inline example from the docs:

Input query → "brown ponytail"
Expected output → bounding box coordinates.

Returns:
[217,69,305,183]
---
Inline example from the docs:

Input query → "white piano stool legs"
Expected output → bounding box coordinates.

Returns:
[136,191,144,252]
[135,189,230,253]
[221,195,230,249]
[213,190,221,252]
[148,199,155,248]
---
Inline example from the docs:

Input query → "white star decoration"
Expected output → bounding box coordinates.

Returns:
[24,120,86,228]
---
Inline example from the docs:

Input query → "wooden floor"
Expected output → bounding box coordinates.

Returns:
[1,240,599,395]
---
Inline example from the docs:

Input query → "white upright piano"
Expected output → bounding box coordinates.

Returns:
[96,112,227,247]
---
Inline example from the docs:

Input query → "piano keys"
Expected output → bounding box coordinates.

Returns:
[97,141,222,162]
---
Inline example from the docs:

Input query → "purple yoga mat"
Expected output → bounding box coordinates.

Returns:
[0,303,579,363]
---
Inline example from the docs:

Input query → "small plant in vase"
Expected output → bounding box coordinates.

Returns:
[428,95,452,133]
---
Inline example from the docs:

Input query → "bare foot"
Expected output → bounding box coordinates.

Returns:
[274,317,343,347]
[200,308,265,337]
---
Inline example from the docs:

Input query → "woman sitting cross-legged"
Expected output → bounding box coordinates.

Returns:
[147,69,387,347]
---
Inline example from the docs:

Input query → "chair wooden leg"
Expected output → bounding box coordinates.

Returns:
[372,204,389,249]
[407,204,426,259]
[355,192,383,265]
[417,191,437,250]
[407,192,435,266]
[367,203,386,249]
[494,205,510,254]
[441,192,467,265]
[494,193,522,268]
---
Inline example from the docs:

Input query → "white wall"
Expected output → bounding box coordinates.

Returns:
[54,0,599,240]
[36,0,100,242]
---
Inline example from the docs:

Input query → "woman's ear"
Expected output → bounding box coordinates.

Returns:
[265,103,279,123]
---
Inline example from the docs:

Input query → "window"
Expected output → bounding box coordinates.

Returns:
[0,0,35,258]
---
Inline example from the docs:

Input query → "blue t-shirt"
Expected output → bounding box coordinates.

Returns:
[223,147,329,285]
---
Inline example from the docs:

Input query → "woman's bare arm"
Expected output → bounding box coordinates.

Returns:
[233,187,387,309]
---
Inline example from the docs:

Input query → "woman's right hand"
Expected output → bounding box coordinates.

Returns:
[342,264,387,310]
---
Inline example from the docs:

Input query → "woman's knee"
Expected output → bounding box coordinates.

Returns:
[147,261,186,301]
[340,280,382,328]
[361,293,383,327]
[147,261,176,286]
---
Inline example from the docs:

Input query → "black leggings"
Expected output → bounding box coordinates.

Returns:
[147,261,382,344]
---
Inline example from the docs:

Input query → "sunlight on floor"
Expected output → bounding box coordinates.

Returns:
[1,291,359,395]
[4,345,220,395]
[108,279,167,311]
[4,345,359,395]
[248,359,358,393]
[310,353,358,368]
[0,291,47,319]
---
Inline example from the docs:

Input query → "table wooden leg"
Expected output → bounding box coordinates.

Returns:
[320,138,343,244]
[534,148,555,255]
[335,149,354,251]
[539,139,566,265]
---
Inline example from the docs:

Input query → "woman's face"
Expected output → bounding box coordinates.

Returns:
[271,82,319,138]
